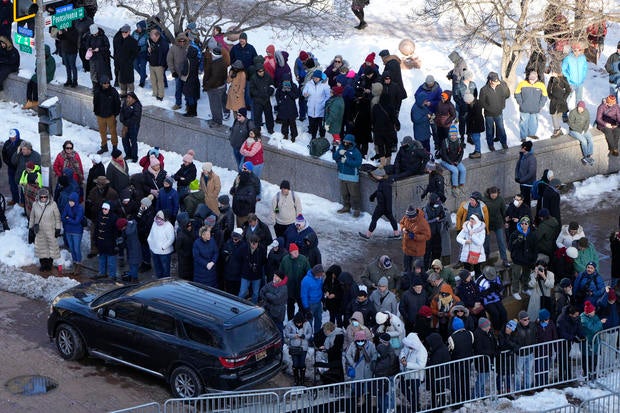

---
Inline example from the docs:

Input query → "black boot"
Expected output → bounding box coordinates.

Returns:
[39,258,46,272]
[299,368,306,386]
[96,145,109,154]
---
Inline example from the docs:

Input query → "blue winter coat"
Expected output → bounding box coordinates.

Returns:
[300,271,324,308]
[284,224,317,256]
[332,140,362,183]
[157,187,179,221]
[574,270,605,306]
[230,43,258,70]
[193,237,219,287]
[61,192,84,235]
[414,81,442,113]
[411,98,432,142]
[515,151,537,185]
[561,53,588,87]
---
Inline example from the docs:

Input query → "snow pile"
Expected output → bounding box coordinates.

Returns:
[0,263,78,302]
[563,173,620,213]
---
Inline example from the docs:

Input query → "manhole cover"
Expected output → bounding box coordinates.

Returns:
[5,375,58,395]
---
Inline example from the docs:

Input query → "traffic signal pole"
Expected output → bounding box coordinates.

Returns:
[34,5,51,189]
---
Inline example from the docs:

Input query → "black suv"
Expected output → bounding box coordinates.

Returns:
[47,278,283,398]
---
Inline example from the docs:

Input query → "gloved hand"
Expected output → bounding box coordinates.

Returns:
[339,149,346,155]
[207,262,214,270]
[408,232,415,240]
[341,156,346,163]
[172,72,178,78]
[55,229,61,238]
[369,194,376,202]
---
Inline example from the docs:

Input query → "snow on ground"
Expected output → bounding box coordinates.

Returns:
[563,173,620,213]
[3,0,620,408]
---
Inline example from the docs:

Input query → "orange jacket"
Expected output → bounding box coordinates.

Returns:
[400,210,431,257]
[456,200,490,234]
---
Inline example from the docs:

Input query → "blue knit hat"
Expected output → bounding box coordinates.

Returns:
[506,320,518,331]
[312,69,323,79]
[539,308,550,321]
[452,317,464,331]
[449,124,459,137]
[242,161,254,172]
[343,134,356,143]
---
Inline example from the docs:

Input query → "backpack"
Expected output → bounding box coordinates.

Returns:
[531,179,543,201]
[308,137,331,158]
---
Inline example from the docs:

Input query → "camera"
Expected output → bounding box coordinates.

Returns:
[537,266,544,272]
[274,207,280,214]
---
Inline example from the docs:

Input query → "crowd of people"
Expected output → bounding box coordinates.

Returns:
[1,6,620,408]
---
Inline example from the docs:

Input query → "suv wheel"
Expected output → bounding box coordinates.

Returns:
[170,366,204,398]
[55,324,86,360]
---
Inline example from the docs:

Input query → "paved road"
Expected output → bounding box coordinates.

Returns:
[0,291,170,412]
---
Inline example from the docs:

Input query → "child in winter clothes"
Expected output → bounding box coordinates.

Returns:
[239,128,264,178]
[61,192,84,274]
[275,74,299,141]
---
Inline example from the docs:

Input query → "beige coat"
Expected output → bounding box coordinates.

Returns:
[30,199,61,259]
[199,171,221,216]
[226,70,246,111]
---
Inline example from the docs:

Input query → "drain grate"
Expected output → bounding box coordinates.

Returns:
[5,375,58,396]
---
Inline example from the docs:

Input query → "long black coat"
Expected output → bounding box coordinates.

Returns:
[473,327,498,372]
[371,99,398,147]
[95,211,118,255]
[57,26,79,55]
[275,81,299,120]
[230,171,260,217]
[84,29,111,79]
[113,31,138,84]
[547,75,571,114]
[182,46,200,99]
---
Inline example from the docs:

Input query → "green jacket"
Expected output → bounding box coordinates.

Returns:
[580,313,602,354]
[279,254,311,300]
[574,244,599,274]
[324,95,344,135]
[31,44,56,84]
[568,107,590,134]
[535,217,560,257]
[426,267,456,290]
[482,195,506,231]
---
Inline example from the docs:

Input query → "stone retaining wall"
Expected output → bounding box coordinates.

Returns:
[3,74,618,215]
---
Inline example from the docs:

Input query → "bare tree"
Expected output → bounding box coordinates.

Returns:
[410,0,619,88]
[115,0,347,48]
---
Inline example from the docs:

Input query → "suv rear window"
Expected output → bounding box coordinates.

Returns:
[226,314,278,353]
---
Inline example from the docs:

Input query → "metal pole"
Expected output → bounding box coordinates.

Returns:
[34,5,51,189]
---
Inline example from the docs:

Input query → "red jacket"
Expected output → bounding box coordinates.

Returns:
[239,140,264,166]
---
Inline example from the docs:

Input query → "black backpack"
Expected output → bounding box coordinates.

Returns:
[308,137,331,158]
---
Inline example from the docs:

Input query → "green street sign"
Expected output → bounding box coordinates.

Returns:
[19,44,32,54]
[13,32,34,47]
[50,7,84,30]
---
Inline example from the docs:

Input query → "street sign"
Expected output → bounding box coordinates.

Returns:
[54,4,73,13]
[48,7,84,30]
[14,32,35,47]
[13,0,36,23]
[19,44,33,54]
[17,25,33,37]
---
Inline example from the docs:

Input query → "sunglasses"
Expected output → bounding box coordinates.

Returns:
[64,146,73,150]
[334,60,342,63]
[521,318,530,321]
[40,196,48,199]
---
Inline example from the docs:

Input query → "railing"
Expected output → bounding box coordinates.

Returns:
[110,335,620,413]
[110,402,161,413]
[393,354,493,412]
[163,391,280,413]
[495,339,585,398]
[591,326,620,393]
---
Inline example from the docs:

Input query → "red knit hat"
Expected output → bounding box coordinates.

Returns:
[289,243,299,252]
[584,300,596,314]
[332,85,344,96]
[299,51,309,61]
[115,218,128,231]
[419,305,432,317]
[365,52,375,63]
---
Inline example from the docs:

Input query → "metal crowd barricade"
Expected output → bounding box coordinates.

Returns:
[536,405,578,413]
[110,402,161,413]
[495,339,585,398]
[592,326,620,393]
[393,355,493,413]
[579,393,620,411]
[282,377,390,413]
[163,391,280,413]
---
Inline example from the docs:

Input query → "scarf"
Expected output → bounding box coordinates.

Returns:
[61,151,84,184]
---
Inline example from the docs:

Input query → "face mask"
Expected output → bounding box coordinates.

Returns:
[540,321,548,328]
[433,204,439,208]
[513,200,521,207]
[355,341,365,346]
[351,321,360,327]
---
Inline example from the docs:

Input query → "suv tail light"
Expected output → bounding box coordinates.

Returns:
[219,355,250,368]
